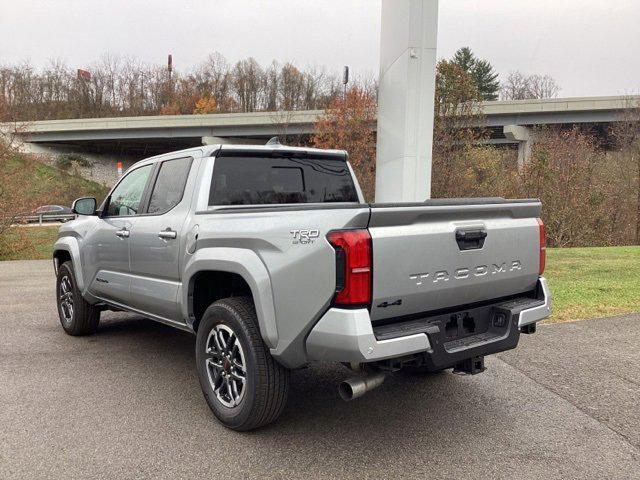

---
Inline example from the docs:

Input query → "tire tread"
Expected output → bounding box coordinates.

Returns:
[200,296,289,430]
[57,261,100,336]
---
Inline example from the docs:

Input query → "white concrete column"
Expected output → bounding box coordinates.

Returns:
[503,125,533,169]
[375,0,439,202]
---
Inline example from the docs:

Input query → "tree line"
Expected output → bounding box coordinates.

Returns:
[0,48,559,122]
[0,53,356,121]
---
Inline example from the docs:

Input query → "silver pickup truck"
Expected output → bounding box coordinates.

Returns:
[53,142,551,430]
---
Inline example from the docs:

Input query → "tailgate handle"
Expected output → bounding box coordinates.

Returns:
[455,229,487,250]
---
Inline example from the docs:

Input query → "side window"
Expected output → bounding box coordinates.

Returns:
[105,164,153,217]
[147,157,193,214]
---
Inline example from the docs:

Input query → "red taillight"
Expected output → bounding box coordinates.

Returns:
[537,218,546,275]
[327,229,372,307]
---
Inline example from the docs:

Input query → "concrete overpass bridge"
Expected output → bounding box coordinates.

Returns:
[3,95,637,184]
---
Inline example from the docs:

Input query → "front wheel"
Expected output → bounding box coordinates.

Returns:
[56,261,100,336]
[195,297,289,431]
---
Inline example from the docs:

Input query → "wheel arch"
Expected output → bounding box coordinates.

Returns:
[183,248,278,349]
[52,237,85,290]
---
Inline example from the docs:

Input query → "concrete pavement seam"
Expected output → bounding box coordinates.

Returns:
[494,356,640,453]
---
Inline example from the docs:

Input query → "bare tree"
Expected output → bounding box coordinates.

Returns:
[194,53,233,111]
[278,63,306,111]
[610,98,640,244]
[500,71,560,100]
[262,61,280,111]
[0,53,346,120]
[232,58,263,112]
[527,74,561,100]
[519,127,605,247]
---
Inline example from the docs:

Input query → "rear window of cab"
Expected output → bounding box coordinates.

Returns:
[209,154,359,206]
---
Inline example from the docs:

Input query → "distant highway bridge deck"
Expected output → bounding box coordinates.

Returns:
[2,95,637,182]
[7,95,637,145]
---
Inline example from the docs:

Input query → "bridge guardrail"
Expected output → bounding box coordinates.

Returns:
[18,213,77,225]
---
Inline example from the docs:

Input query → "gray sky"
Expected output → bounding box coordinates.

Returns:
[1,0,638,97]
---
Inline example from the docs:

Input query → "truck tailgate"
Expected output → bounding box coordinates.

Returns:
[368,199,542,322]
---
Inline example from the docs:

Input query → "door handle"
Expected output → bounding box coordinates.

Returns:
[455,228,487,250]
[115,228,130,238]
[158,229,177,240]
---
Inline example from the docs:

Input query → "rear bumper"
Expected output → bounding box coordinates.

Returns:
[518,277,552,327]
[305,277,551,365]
[306,308,432,363]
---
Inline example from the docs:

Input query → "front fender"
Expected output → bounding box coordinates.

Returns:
[182,247,278,349]
[52,236,85,291]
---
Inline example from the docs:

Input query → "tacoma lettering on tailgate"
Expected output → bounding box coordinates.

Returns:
[409,260,522,286]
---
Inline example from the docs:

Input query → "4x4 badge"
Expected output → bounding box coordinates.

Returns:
[377,299,402,308]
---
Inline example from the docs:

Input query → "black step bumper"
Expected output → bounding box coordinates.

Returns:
[372,282,549,372]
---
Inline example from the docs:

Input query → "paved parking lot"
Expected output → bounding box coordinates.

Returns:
[1,260,639,479]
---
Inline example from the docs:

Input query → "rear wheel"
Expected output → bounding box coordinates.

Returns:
[56,261,100,336]
[195,297,289,431]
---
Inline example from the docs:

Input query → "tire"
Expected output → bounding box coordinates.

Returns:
[56,261,100,336]
[195,296,289,431]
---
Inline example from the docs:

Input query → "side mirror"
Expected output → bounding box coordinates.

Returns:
[72,197,97,216]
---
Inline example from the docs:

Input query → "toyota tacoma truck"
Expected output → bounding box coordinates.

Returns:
[53,141,551,431]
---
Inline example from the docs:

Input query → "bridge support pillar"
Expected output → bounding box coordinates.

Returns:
[503,125,533,169]
[375,0,439,202]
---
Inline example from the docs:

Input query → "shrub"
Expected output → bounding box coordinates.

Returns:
[313,87,377,201]
[519,127,635,247]
[56,153,93,170]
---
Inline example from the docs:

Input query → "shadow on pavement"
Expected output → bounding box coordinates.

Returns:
[95,313,500,442]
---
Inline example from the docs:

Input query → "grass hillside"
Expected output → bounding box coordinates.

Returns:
[2,153,109,206]
[0,149,109,259]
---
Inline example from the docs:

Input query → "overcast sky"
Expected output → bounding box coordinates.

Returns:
[1,0,639,98]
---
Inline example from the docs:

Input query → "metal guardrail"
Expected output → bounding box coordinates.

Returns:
[21,213,77,225]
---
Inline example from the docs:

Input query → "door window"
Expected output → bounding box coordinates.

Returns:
[105,164,153,217]
[147,157,193,214]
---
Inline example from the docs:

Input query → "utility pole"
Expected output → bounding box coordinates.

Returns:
[76,69,91,118]
[342,66,349,99]
[140,72,145,112]
[165,54,174,111]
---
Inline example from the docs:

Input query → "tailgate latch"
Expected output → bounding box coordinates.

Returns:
[455,228,487,250]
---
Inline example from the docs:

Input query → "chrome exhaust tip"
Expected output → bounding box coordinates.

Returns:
[338,371,387,401]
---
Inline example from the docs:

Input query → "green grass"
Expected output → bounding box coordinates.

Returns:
[545,246,640,322]
[0,226,59,261]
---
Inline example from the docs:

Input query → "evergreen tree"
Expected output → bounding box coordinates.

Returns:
[472,59,500,101]
[452,47,500,101]
[452,47,475,74]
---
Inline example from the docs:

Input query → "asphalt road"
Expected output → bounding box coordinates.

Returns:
[1,260,639,479]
